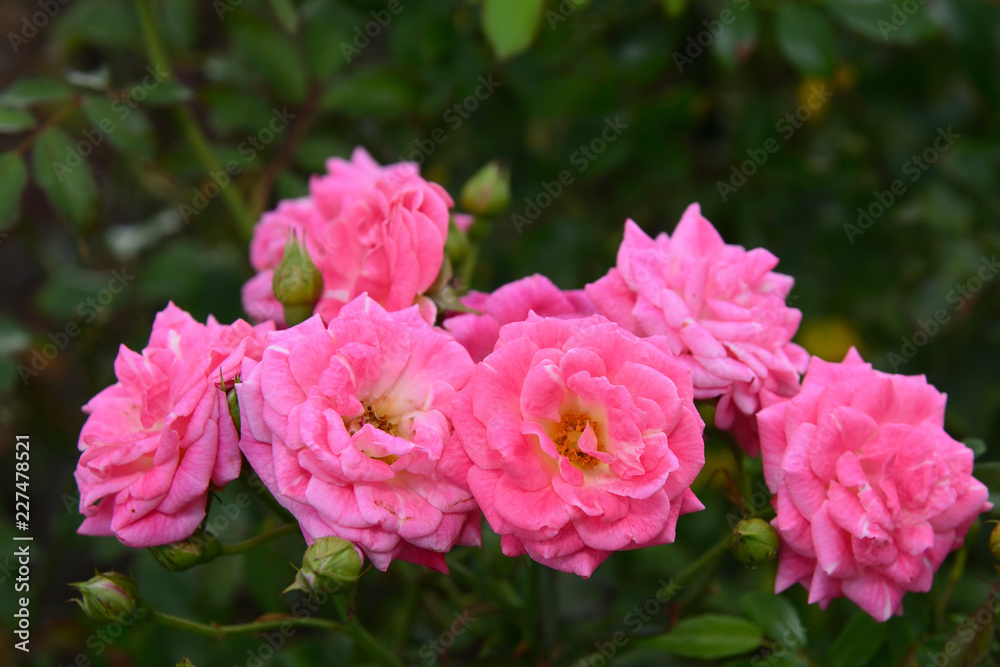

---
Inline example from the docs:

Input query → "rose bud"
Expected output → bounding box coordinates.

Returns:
[148,529,222,572]
[729,518,779,568]
[460,161,510,217]
[69,571,147,624]
[282,537,362,597]
[272,233,323,326]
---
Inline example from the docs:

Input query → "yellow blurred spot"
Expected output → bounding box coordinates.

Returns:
[833,65,856,90]
[797,77,831,123]
[798,316,864,361]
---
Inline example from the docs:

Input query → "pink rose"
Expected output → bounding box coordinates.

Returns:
[236,295,479,572]
[453,314,705,577]
[74,304,272,547]
[241,147,452,327]
[586,204,808,455]
[443,274,597,362]
[758,348,991,621]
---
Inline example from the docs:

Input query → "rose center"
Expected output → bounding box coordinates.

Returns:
[552,411,604,468]
[347,402,398,463]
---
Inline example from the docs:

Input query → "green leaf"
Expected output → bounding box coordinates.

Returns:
[81,95,154,158]
[644,614,763,659]
[829,613,887,667]
[739,592,807,648]
[53,0,140,49]
[0,108,36,134]
[482,0,545,60]
[964,437,987,458]
[142,81,194,106]
[827,0,938,45]
[31,127,99,230]
[232,20,308,103]
[268,0,300,34]
[774,5,837,77]
[0,77,73,109]
[159,0,197,51]
[0,152,28,228]
[302,1,362,78]
[321,68,416,119]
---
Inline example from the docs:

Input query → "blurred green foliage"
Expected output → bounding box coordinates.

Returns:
[0,0,998,665]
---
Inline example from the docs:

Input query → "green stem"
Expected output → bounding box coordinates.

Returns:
[218,523,299,556]
[154,607,403,666]
[134,0,254,238]
[935,544,969,629]
[346,619,406,667]
[153,610,341,636]
[674,538,729,588]
[724,435,751,504]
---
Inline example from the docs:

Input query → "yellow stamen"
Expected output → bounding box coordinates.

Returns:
[552,411,603,468]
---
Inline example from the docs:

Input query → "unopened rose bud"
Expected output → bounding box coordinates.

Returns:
[272,233,323,326]
[460,161,510,217]
[729,518,779,568]
[282,536,362,597]
[70,571,147,624]
[148,529,222,572]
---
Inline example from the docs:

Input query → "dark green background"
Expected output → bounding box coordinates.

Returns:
[0,0,998,665]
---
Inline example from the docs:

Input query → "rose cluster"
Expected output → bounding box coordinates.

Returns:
[74,148,989,620]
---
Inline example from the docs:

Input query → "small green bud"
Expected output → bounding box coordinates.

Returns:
[460,161,510,217]
[272,233,323,327]
[69,571,146,624]
[729,518,779,568]
[148,529,222,572]
[283,536,362,597]
[176,660,196,667]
